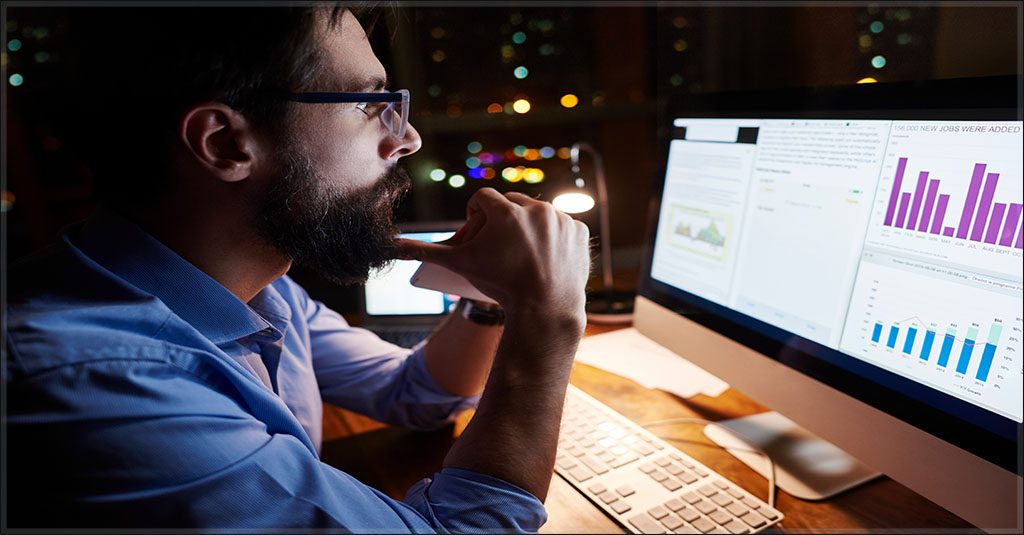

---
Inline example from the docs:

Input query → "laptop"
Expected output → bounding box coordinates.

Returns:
[360,222,462,347]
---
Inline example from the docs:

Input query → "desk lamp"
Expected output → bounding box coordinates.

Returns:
[552,142,634,324]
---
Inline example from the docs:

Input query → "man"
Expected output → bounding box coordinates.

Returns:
[5,6,591,531]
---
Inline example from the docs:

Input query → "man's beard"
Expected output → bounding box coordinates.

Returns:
[253,146,412,286]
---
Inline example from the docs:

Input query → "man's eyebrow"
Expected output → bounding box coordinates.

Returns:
[355,75,389,92]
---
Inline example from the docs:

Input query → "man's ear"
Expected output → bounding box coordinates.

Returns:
[178,103,264,183]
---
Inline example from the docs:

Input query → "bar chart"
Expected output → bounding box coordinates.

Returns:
[882,157,1023,248]
[840,256,1022,421]
[869,319,1004,382]
[864,121,1024,279]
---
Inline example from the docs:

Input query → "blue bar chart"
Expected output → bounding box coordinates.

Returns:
[840,255,1022,422]
[870,320,1004,383]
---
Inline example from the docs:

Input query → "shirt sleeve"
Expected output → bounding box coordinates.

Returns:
[291,280,478,431]
[6,357,545,532]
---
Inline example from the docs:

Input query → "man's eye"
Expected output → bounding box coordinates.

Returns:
[355,102,371,115]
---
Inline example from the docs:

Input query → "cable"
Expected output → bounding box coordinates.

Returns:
[641,417,777,510]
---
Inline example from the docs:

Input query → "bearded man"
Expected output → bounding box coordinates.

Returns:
[5,5,591,531]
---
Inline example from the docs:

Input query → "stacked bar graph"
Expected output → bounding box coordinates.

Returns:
[869,319,1006,382]
[882,157,1023,249]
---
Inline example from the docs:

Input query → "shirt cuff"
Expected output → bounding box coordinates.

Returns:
[403,467,548,533]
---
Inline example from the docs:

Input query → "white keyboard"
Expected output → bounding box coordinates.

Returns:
[556,385,784,534]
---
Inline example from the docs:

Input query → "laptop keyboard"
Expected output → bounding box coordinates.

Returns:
[371,327,434,348]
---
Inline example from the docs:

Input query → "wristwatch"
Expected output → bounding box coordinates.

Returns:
[457,298,505,326]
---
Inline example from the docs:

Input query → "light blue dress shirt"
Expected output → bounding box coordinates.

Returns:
[5,209,547,531]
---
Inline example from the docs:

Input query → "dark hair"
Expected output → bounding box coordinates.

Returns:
[67,4,379,207]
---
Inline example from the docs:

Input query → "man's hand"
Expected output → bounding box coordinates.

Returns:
[395,187,592,502]
[395,187,591,321]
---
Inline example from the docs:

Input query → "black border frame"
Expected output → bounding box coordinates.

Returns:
[639,75,1023,473]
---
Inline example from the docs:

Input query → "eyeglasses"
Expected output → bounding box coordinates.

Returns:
[287,89,410,139]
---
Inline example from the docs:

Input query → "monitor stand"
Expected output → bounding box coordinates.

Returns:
[703,411,882,500]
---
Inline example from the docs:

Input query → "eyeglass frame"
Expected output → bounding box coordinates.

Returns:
[286,89,410,139]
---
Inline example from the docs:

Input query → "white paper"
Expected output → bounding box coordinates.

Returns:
[575,328,729,398]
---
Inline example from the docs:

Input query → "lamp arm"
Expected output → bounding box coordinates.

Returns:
[571,142,614,295]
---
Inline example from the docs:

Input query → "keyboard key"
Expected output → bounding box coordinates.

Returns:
[678,506,701,522]
[679,470,699,484]
[741,497,761,510]
[597,421,616,432]
[695,499,717,514]
[666,463,685,475]
[597,451,616,464]
[556,456,577,470]
[635,442,656,456]
[709,509,732,525]
[739,511,767,528]
[610,453,639,468]
[627,513,666,534]
[598,491,619,504]
[568,466,593,482]
[580,455,609,475]
[711,493,733,507]
[611,501,632,515]
[680,458,696,468]
[616,485,636,497]
[663,498,685,511]
[726,487,744,499]
[610,428,628,439]
[682,491,702,504]
[661,513,685,531]
[639,462,658,474]
[661,478,682,491]
[714,480,729,489]
[647,505,669,520]
[670,453,682,461]
[725,502,748,517]
[756,508,780,521]
[691,517,716,533]
[722,519,750,534]
[587,483,607,494]
[598,437,618,449]
[655,457,672,467]
[698,484,718,497]
[649,470,669,482]
[694,466,709,477]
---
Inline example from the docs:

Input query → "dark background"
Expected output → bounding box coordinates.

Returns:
[3,4,1020,315]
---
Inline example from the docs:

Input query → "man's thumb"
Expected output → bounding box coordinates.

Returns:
[393,238,456,267]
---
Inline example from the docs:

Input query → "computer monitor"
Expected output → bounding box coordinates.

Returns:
[635,76,1022,530]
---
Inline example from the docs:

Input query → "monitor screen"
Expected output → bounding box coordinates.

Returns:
[643,87,1022,470]
[651,117,1022,422]
[364,231,457,316]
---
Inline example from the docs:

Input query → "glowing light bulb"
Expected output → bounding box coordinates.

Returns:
[512,99,531,114]
[560,93,579,108]
[552,192,595,214]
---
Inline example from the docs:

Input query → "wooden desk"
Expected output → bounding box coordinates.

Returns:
[321,324,975,533]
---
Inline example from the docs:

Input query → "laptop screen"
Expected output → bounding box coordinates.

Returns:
[364,231,458,316]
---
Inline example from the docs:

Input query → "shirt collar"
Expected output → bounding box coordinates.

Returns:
[69,207,273,344]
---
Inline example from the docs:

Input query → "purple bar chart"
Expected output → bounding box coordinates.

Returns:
[883,157,1023,249]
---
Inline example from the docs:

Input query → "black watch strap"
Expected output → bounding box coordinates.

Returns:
[458,298,505,326]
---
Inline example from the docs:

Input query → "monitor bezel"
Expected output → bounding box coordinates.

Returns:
[638,75,1022,473]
